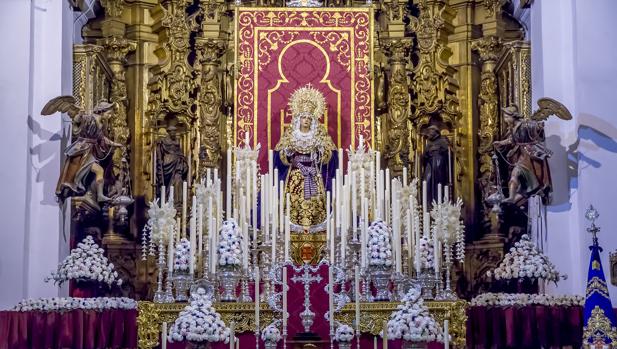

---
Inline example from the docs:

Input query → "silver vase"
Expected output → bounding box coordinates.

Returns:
[219,265,241,302]
[173,272,193,302]
[370,265,392,301]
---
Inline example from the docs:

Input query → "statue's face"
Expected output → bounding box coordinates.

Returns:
[300,113,312,131]
[504,114,514,126]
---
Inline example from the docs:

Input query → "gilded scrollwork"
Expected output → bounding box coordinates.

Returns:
[472,36,502,224]
[196,38,226,171]
[382,39,412,175]
[100,0,126,18]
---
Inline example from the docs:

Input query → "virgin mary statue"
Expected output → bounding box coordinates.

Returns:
[275,85,337,230]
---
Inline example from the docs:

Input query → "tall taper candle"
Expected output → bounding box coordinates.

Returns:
[199,203,204,273]
[444,319,450,349]
[403,166,407,187]
[161,322,168,349]
[230,322,235,349]
[285,193,291,262]
[268,149,274,181]
[351,171,357,239]
[182,181,187,238]
[383,320,388,349]
[354,266,360,333]
[190,197,197,276]
[255,266,260,331]
[167,225,174,273]
[327,190,332,262]
[282,267,288,330]
[161,186,166,206]
[252,161,257,230]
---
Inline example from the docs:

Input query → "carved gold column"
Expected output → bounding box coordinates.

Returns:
[472,36,502,227]
[195,0,227,173]
[382,39,412,175]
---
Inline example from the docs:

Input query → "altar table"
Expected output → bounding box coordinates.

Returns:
[0,309,137,349]
[466,305,599,348]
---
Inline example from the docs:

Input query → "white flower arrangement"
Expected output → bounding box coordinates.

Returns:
[174,238,192,272]
[217,219,243,267]
[261,324,282,343]
[169,287,230,344]
[471,292,584,307]
[142,198,177,260]
[387,287,444,343]
[367,219,393,267]
[488,234,565,283]
[430,198,465,263]
[11,297,136,312]
[418,235,434,270]
[334,324,355,342]
[45,235,122,287]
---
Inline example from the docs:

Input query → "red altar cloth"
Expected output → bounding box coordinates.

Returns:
[0,309,137,349]
[466,305,595,348]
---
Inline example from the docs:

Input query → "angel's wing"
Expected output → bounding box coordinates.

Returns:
[41,96,81,118]
[531,97,572,121]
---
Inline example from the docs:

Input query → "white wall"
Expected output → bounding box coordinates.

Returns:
[0,0,73,309]
[530,0,617,302]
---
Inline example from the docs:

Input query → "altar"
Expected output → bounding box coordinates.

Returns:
[5,0,596,347]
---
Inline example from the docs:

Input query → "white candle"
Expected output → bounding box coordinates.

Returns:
[161,322,168,349]
[373,336,377,349]
[444,319,450,349]
[285,193,291,262]
[230,322,235,349]
[444,185,450,203]
[283,267,288,330]
[338,148,344,173]
[161,186,166,206]
[422,180,427,214]
[328,266,334,335]
[226,148,232,220]
[351,171,357,239]
[255,266,260,331]
[385,169,390,225]
[182,181,187,238]
[167,225,174,273]
[448,147,452,185]
[252,161,258,230]
[403,166,408,187]
[354,266,360,332]
[383,319,388,349]
[438,183,443,205]
[199,203,204,273]
[190,197,197,276]
[327,190,332,262]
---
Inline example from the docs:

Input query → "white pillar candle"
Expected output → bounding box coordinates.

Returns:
[167,225,174,274]
[268,149,274,180]
[448,147,452,185]
[327,190,332,263]
[351,171,357,239]
[444,319,450,349]
[354,266,360,332]
[385,169,390,226]
[373,336,377,349]
[199,203,204,272]
[438,183,443,205]
[279,180,285,236]
[444,185,450,203]
[190,197,197,276]
[403,166,408,187]
[252,161,258,230]
[161,322,168,349]
[422,181,428,214]
[182,181,187,238]
[285,193,291,262]
[226,149,232,219]
[282,267,288,330]
[161,186,166,206]
[229,322,235,349]
[260,174,265,236]
[338,148,344,173]
[255,266,260,331]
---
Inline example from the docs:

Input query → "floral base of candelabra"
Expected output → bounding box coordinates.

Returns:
[264,341,278,349]
[174,272,193,302]
[370,266,392,301]
[188,341,212,349]
[219,265,241,302]
[402,341,427,349]
[417,270,436,300]
[337,342,352,349]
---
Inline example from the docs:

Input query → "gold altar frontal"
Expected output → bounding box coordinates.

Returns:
[137,300,467,348]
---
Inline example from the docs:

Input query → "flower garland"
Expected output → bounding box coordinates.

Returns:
[487,234,565,283]
[168,288,230,344]
[367,219,393,267]
[334,324,355,342]
[218,219,243,267]
[387,287,444,343]
[418,236,434,270]
[261,324,282,343]
[45,236,122,287]
[174,238,192,272]
[471,292,584,307]
[430,197,465,263]
[11,297,136,312]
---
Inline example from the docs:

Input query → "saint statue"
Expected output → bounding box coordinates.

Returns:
[41,96,122,206]
[274,85,337,230]
[155,123,188,205]
[422,125,450,207]
[493,105,553,205]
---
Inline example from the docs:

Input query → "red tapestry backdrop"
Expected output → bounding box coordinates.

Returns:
[235,8,373,169]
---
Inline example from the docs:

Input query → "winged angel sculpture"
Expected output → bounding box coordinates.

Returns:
[492,98,572,206]
[41,96,123,212]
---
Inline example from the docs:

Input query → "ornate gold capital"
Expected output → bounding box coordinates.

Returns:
[100,0,126,18]
[100,36,137,65]
[472,36,503,64]
[383,39,413,63]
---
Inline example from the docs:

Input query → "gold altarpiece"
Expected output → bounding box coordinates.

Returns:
[70,0,532,339]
